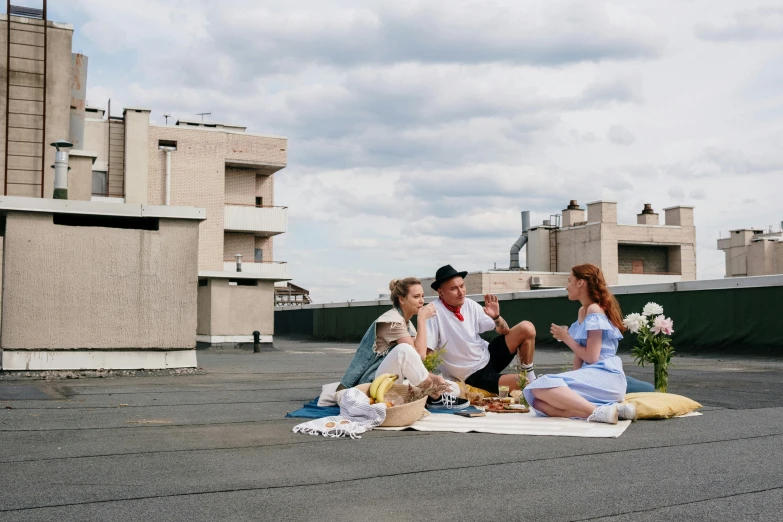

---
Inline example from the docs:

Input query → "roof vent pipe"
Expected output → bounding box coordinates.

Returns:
[158,146,176,205]
[510,211,530,270]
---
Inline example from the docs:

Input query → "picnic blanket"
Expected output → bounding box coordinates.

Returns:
[378,410,633,438]
[287,399,483,419]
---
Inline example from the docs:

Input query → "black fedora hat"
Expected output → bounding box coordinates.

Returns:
[431,264,468,290]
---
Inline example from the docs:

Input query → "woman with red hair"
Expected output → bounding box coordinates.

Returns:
[523,264,636,424]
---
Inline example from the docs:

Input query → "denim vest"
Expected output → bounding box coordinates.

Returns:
[339,307,416,389]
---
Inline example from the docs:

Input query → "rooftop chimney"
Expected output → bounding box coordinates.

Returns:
[637,203,659,225]
[562,200,585,227]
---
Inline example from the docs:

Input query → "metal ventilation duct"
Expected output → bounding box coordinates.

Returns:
[510,211,530,270]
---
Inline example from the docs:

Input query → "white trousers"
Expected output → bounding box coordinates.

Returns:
[375,343,459,396]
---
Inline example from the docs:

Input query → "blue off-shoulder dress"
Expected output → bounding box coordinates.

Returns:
[524,313,626,416]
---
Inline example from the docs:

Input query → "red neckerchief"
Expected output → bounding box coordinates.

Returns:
[442,301,464,322]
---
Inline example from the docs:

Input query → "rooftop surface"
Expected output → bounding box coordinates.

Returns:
[1,339,782,521]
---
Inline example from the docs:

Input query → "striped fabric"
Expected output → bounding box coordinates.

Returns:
[524,313,626,416]
[293,388,387,439]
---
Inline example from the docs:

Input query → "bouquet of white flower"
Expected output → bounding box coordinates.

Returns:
[623,302,675,393]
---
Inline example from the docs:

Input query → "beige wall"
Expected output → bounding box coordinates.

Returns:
[526,227,553,272]
[225,168,255,205]
[147,126,287,272]
[83,118,107,171]
[255,236,273,261]
[67,153,94,201]
[421,271,569,296]
[1,211,200,349]
[554,223,603,274]
[587,201,617,224]
[123,109,150,204]
[225,132,287,167]
[256,175,274,205]
[197,282,211,335]
[0,17,73,197]
[149,126,226,271]
[224,232,255,262]
[552,220,697,285]
[199,278,275,336]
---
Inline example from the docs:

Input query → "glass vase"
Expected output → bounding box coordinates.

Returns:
[653,361,668,393]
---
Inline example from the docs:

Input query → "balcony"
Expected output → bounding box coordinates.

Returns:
[223,204,287,236]
[222,260,289,278]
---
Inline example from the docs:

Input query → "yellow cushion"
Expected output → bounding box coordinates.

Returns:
[622,392,702,419]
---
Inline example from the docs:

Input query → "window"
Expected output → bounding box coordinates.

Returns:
[255,197,263,207]
[228,279,258,286]
[254,248,263,262]
[54,214,159,231]
[92,171,107,195]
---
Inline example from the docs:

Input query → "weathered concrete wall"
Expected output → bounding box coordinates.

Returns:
[1,212,200,349]
[69,53,87,149]
[206,279,275,336]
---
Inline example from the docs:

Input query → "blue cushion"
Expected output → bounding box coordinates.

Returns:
[626,375,655,393]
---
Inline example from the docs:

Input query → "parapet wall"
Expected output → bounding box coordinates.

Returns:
[275,275,783,354]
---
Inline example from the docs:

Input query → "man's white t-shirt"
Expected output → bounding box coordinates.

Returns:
[426,298,496,381]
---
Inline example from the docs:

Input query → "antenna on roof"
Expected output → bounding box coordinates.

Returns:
[196,112,212,122]
[163,113,171,124]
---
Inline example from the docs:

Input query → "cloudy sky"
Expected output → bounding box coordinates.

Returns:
[48,0,783,302]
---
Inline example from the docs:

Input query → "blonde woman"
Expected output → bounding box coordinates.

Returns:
[339,277,467,409]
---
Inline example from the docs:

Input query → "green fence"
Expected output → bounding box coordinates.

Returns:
[275,278,783,355]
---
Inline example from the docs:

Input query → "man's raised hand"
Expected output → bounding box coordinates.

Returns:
[483,294,500,319]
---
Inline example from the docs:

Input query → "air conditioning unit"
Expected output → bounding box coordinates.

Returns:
[530,276,542,288]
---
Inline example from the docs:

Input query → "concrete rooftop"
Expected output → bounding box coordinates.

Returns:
[1,339,782,521]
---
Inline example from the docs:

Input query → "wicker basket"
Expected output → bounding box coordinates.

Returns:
[354,382,428,427]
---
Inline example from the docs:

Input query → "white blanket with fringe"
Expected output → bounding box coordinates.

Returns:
[378,410,633,438]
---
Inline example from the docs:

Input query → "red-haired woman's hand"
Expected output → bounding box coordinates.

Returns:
[550,324,569,342]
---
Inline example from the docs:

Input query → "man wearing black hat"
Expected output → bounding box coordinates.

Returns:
[426,265,536,394]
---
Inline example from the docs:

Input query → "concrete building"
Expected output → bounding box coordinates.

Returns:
[81,112,291,347]
[423,200,697,295]
[1,6,290,350]
[717,228,783,278]
[526,201,696,286]
[0,197,205,370]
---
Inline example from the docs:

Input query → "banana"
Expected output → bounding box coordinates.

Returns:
[375,375,398,403]
[369,373,396,399]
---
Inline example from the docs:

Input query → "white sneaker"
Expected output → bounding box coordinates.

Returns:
[587,404,619,424]
[616,403,637,421]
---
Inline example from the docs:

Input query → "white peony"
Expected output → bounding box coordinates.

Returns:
[642,302,664,317]
[623,313,647,334]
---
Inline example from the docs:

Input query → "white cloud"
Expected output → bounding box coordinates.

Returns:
[607,125,636,146]
[62,0,783,302]
[695,6,783,42]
